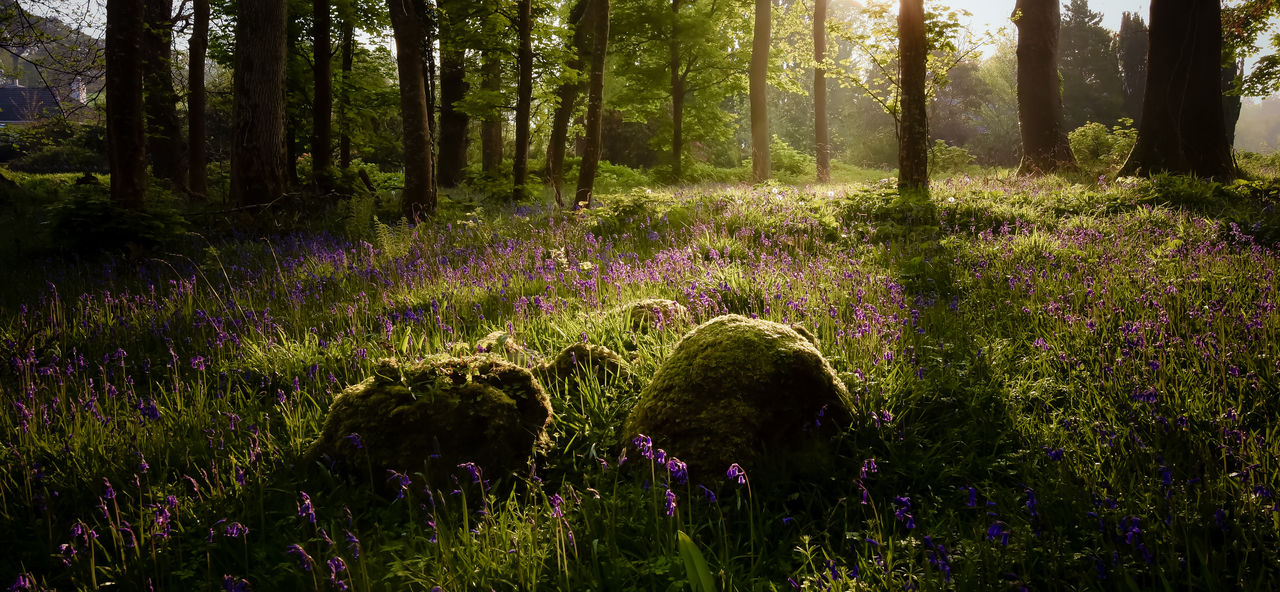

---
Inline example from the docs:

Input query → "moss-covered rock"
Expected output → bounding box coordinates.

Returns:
[619,298,691,332]
[309,355,552,487]
[536,343,632,389]
[624,314,852,475]
[475,330,543,367]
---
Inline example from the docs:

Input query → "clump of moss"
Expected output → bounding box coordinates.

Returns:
[535,343,632,392]
[309,355,552,488]
[475,330,543,367]
[624,314,852,476]
[616,298,691,332]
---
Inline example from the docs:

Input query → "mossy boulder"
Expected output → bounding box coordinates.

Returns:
[619,298,690,332]
[475,330,543,367]
[309,355,552,487]
[624,314,852,475]
[536,343,632,389]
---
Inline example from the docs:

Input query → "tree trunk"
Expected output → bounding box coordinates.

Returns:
[481,50,503,178]
[1222,58,1243,149]
[230,0,288,206]
[106,0,148,209]
[313,0,333,191]
[512,0,533,201]
[548,0,590,206]
[749,0,770,182]
[669,0,683,182]
[574,0,609,208]
[897,0,927,190]
[437,2,470,188]
[1119,0,1235,179]
[339,18,353,169]
[187,0,209,199]
[1014,0,1076,175]
[388,0,436,217]
[143,0,186,190]
[813,0,829,183]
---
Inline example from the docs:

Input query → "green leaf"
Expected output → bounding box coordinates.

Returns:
[675,530,717,592]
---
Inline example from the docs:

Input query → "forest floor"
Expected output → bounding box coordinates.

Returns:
[2,173,1279,590]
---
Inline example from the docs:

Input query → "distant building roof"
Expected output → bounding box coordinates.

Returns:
[0,85,60,123]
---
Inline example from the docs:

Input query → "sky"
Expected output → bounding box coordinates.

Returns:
[949,0,1151,36]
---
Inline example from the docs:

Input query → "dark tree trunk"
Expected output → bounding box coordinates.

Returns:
[107,0,148,209]
[143,0,186,190]
[1117,11,1148,123]
[813,0,829,183]
[669,0,683,182]
[339,18,353,169]
[313,0,333,191]
[187,0,209,199]
[1119,0,1235,179]
[230,0,288,206]
[749,0,770,182]
[481,50,503,178]
[574,0,609,208]
[388,0,436,217]
[512,0,533,201]
[1222,58,1243,148]
[897,0,928,190]
[1014,0,1076,175]
[436,2,470,188]
[548,0,590,206]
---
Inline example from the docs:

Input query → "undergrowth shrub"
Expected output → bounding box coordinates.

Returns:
[1068,118,1137,175]
[46,185,189,252]
[928,140,976,177]
[8,145,108,174]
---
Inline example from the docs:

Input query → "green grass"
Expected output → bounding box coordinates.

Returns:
[1,172,1279,590]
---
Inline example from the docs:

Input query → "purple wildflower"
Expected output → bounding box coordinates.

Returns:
[664,489,677,516]
[285,544,314,571]
[726,463,747,485]
[666,457,688,485]
[297,492,316,524]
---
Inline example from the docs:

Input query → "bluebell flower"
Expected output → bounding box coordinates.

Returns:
[664,489,677,516]
[726,463,747,484]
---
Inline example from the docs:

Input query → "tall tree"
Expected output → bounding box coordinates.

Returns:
[313,0,334,191]
[387,0,436,217]
[480,49,503,178]
[548,0,590,206]
[669,0,685,181]
[230,0,289,206]
[143,0,185,190]
[187,0,209,199]
[1119,0,1235,179]
[1013,0,1075,174]
[1059,0,1124,129]
[897,0,927,190]
[1117,11,1147,123]
[813,0,829,183]
[749,0,769,182]
[106,0,148,209]
[575,0,609,208]
[512,0,533,201]
[1223,59,1244,147]
[436,0,470,188]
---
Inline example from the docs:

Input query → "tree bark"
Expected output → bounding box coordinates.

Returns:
[669,0,683,182]
[1014,0,1076,175]
[1222,58,1243,148]
[897,0,928,190]
[813,0,829,183]
[480,50,503,178]
[187,0,209,199]
[143,0,186,190]
[107,0,148,209]
[574,0,609,208]
[437,1,470,188]
[749,0,770,182]
[388,0,436,217]
[230,0,288,206]
[512,0,533,201]
[548,0,590,206]
[339,17,353,169]
[1119,0,1235,179]
[313,0,333,191]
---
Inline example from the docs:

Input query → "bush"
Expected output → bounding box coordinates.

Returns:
[46,185,189,252]
[8,146,108,174]
[1068,118,1137,174]
[928,140,976,176]
[770,135,816,182]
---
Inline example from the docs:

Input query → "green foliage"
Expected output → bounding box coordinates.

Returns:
[46,185,189,252]
[927,139,975,176]
[1068,118,1138,175]
[769,135,816,182]
[7,145,108,174]
[1059,0,1126,129]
